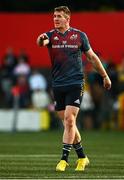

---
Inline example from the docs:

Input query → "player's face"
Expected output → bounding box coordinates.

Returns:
[53,11,70,30]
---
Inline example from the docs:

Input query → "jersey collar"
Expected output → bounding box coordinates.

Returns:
[55,27,71,36]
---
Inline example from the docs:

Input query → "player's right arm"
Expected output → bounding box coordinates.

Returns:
[37,33,49,47]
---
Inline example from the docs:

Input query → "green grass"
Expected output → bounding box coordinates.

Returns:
[0,130,124,179]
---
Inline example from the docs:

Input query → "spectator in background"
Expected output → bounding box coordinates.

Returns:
[79,85,94,130]
[1,47,17,78]
[117,58,124,94]
[29,69,49,109]
[29,69,47,91]
[12,75,30,108]
[31,89,51,110]
[12,52,31,108]
[0,47,17,107]
[13,57,31,77]
[107,59,118,100]
[89,80,112,129]
[18,48,29,63]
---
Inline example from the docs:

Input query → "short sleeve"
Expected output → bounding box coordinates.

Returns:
[46,31,52,40]
[46,31,53,46]
[80,32,91,52]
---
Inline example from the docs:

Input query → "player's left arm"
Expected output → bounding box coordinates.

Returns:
[85,48,111,90]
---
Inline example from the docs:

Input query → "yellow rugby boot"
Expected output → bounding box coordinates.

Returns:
[56,160,69,171]
[75,156,89,171]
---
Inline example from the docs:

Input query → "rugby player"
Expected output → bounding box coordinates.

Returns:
[37,6,111,171]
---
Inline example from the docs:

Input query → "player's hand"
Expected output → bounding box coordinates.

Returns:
[103,76,111,90]
[37,33,49,46]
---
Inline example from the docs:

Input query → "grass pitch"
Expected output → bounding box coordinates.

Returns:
[0,130,124,179]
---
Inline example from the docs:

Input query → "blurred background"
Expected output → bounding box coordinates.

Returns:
[0,0,124,132]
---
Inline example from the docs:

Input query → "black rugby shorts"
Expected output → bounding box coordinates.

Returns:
[53,84,84,111]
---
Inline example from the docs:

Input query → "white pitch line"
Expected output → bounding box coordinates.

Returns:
[0,154,60,158]
[0,154,123,158]
[1,176,124,179]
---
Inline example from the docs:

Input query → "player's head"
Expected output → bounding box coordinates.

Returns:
[53,6,71,30]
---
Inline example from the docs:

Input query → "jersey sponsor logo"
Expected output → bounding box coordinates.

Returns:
[74,99,80,104]
[54,36,59,40]
[70,34,78,40]
[52,45,64,48]
[52,44,78,48]
[65,44,78,48]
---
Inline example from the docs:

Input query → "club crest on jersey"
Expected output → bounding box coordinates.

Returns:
[70,34,78,40]
[54,36,59,40]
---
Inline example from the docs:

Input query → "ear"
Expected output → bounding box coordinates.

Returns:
[66,16,70,23]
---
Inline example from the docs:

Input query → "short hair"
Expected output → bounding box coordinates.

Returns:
[54,6,71,17]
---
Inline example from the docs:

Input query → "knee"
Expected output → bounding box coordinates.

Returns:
[64,115,75,128]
